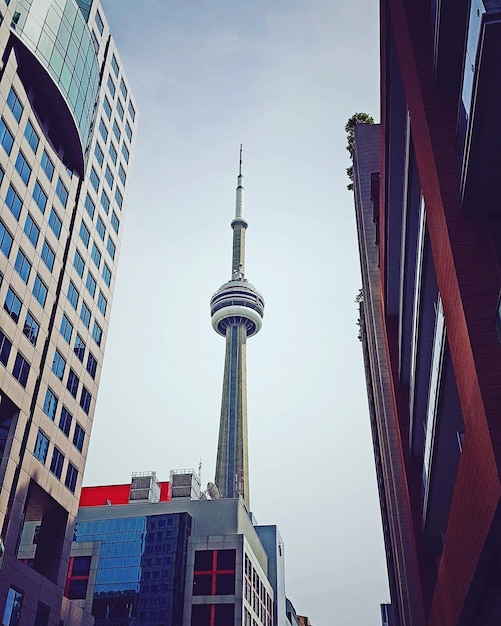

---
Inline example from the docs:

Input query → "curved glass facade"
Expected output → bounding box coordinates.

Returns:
[12,0,99,153]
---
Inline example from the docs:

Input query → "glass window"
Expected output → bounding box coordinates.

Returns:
[12,353,29,387]
[118,164,126,186]
[86,352,97,379]
[73,423,85,451]
[104,165,113,188]
[66,368,79,397]
[41,150,54,181]
[73,250,85,277]
[0,118,13,154]
[4,287,22,322]
[56,178,68,207]
[91,243,101,268]
[120,78,127,100]
[3,588,23,626]
[34,603,50,626]
[112,119,121,142]
[59,406,72,436]
[24,119,39,152]
[95,10,104,34]
[34,430,49,464]
[60,314,73,343]
[107,74,116,98]
[80,302,91,328]
[41,240,55,271]
[74,334,85,361]
[100,189,110,214]
[106,237,116,260]
[24,213,39,247]
[125,121,132,142]
[109,142,118,164]
[103,96,112,120]
[7,88,23,122]
[111,54,119,77]
[92,321,102,346]
[117,99,124,120]
[98,118,108,143]
[0,220,13,257]
[84,193,95,219]
[91,30,99,53]
[79,221,90,248]
[48,208,62,239]
[15,151,31,185]
[43,388,57,419]
[102,263,111,287]
[14,249,31,283]
[67,281,79,309]
[65,462,78,492]
[0,330,12,366]
[94,142,104,166]
[80,386,91,414]
[115,187,123,209]
[23,311,39,345]
[97,291,107,316]
[6,184,22,219]
[96,215,105,240]
[111,211,119,234]
[32,180,47,213]
[51,349,66,380]
[128,101,136,121]
[33,274,47,307]
[90,167,99,192]
[86,272,96,297]
[121,142,129,164]
[50,447,64,479]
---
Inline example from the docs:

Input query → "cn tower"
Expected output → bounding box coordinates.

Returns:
[210,147,265,510]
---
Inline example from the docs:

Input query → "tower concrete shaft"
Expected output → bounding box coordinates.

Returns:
[210,149,264,510]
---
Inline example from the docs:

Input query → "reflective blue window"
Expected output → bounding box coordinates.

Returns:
[14,250,31,283]
[111,211,119,234]
[73,423,85,451]
[32,180,47,213]
[49,208,62,239]
[33,274,47,307]
[80,302,91,328]
[128,101,136,122]
[7,88,23,122]
[107,75,116,98]
[86,352,97,379]
[125,121,132,143]
[109,142,117,164]
[103,96,112,120]
[0,330,11,366]
[50,447,64,479]
[111,54,119,77]
[74,334,86,362]
[0,220,13,258]
[15,151,31,185]
[52,349,66,380]
[23,311,39,345]
[104,165,113,188]
[95,10,104,34]
[90,167,99,191]
[73,250,85,277]
[65,462,78,492]
[94,142,104,167]
[67,281,79,309]
[115,187,123,209]
[101,189,110,214]
[0,118,14,155]
[24,119,39,153]
[121,142,129,163]
[6,184,22,219]
[117,99,124,120]
[59,406,72,437]
[118,164,126,186]
[97,291,107,316]
[112,120,120,142]
[84,193,95,219]
[67,368,80,397]
[79,221,90,248]
[92,321,102,346]
[4,287,21,322]
[60,314,73,344]
[86,271,96,298]
[102,263,111,287]
[41,240,55,272]
[106,237,116,260]
[99,118,108,143]
[23,213,39,247]
[56,178,68,208]
[41,150,54,181]
[96,216,105,240]
[34,430,49,464]
[91,243,101,268]
[43,388,58,419]
[80,386,91,414]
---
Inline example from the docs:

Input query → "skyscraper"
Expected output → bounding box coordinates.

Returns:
[0,1,136,623]
[353,0,501,624]
[210,148,264,509]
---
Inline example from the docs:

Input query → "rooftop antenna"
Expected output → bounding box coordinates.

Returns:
[239,143,243,176]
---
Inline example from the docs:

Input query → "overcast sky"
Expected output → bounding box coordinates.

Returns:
[86,1,386,623]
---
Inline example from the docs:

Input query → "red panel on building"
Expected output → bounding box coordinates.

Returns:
[79,482,172,507]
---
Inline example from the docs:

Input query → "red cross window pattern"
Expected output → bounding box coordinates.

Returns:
[193,549,236,596]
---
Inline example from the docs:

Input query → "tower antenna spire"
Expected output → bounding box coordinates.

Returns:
[239,144,243,176]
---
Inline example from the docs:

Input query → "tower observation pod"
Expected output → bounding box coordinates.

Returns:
[210,147,264,510]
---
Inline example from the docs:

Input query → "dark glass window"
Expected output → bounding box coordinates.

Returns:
[15,151,31,184]
[23,311,39,345]
[14,250,31,283]
[50,447,64,478]
[80,386,91,414]
[122,142,129,163]
[74,334,85,361]
[73,250,85,277]
[117,99,124,120]
[111,211,119,234]
[100,189,110,214]
[34,603,49,626]
[86,272,96,297]
[79,221,90,248]
[118,163,126,186]
[0,118,13,154]
[112,119,121,142]
[99,118,108,143]
[80,302,91,328]
[24,213,39,247]
[111,54,119,77]
[0,220,13,257]
[59,406,72,436]
[65,462,78,492]
[84,193,95,219]
[4,287,22,322]
[48,208,62,239]
[91,243,101,268]
[91,30,99,53]
[12,352,29,387]
[32,180,47,213]
[0,330,12,366]
[66,368,79,398]
[52,350,65,380]
[56,178,68,207]
[120,78,127,100]
[43,388,58,419]
[95,10,104,34]
[97,291,107,316]
[7,88,23,122]
[41,151,54,181]
[90,167,99,192]
[6,184,22,219]
[41,240,55,271]
[92,321,102,346]
[125,121,132,142]
[96,215,105,240]
[67,281,79,309]
[24,119,39,152]
[94,142,104,167]
[107,75,116,98]
[128,101,136,121]
[109,141,117,164]
[73,423,85,451]
[33,275,47,307]
[86,352,97,378]
[60,314,73,343]
[115,187,123,209]
[106,237,116,260]
[104,165,113,188]
[34,430,49,464]
[102,263,112,287]
[3,588,23,626]
[103,96,112,119]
